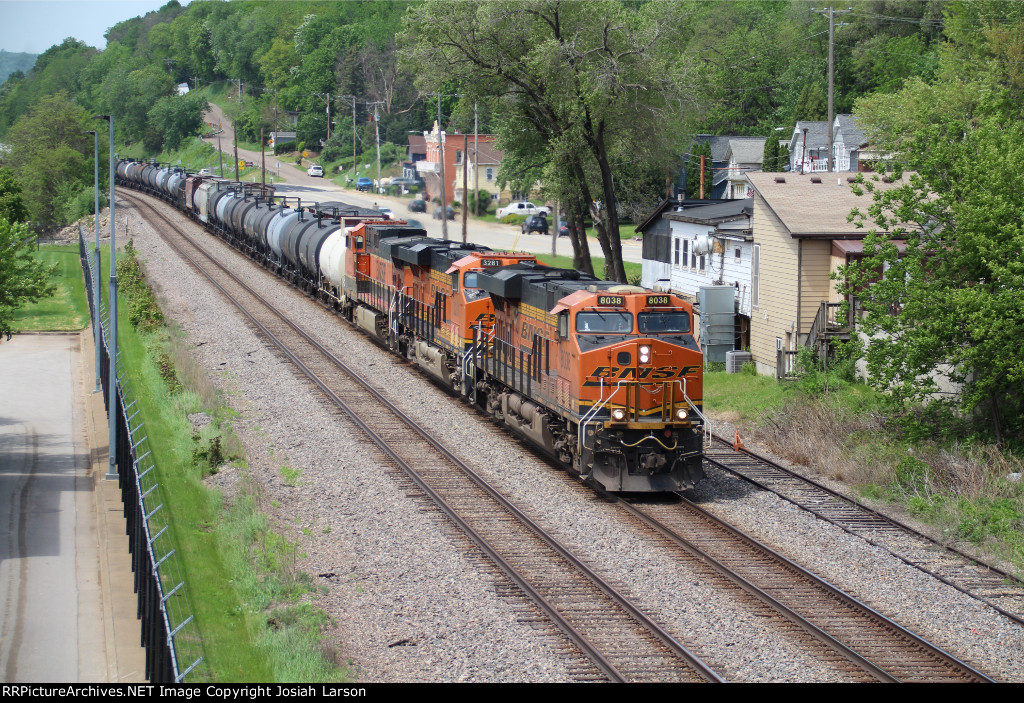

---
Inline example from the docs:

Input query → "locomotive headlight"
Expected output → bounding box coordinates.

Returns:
[639,345,651,364]
[675,407,689,421]
[611,408,627,422]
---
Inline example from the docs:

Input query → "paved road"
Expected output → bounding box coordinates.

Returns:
[201,103,644,267]
[0,333,145,683]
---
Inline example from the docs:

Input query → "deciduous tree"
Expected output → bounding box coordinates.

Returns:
[402,0,699,282]
[840,4,1024,444]
[0,217,57,340]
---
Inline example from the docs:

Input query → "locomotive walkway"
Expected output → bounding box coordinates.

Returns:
[0,331,146,683]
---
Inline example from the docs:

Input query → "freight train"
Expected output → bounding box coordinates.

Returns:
[115,160,709,492]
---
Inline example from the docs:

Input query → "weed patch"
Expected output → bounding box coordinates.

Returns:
[102,239,350,681]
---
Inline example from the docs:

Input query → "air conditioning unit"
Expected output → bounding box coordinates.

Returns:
[725,350,753,374]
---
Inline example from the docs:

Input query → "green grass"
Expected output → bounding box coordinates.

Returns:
[9,244,90,333]
[532,252,642,284]
[95,244,348,682]
[703,366,794,421]
[705,354,1024,575]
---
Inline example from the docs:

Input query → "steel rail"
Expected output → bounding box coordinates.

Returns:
[122,189,723,684]
[707,433,1024,628]
[615,493,995,682]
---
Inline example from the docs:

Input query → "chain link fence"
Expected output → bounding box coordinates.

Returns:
[79,229,207,682]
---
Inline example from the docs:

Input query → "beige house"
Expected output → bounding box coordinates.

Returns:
[744,172,907,377]
[451,139,514,205]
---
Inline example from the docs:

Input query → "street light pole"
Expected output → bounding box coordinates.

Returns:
[84,130,101,393]
[94,114,118,480]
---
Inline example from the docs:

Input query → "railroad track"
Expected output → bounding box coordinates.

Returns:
[120,189,1003,682]
[705,434,1024,628]
[615,494,995,682]
[121,190,722,683]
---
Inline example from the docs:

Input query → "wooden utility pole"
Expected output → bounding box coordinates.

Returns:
[438,93,448,241]
[461,134,468,243]
[813,6,851,172]
[473,100,479,217]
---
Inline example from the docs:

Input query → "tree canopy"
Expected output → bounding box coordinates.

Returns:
[839,1,1024,445]
[0,217,56,340]
[402,0,701,281]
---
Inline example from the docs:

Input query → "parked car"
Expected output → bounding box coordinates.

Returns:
[408,199,427,213]
[197,168,212,176]
[557,222,570,237]
[521,214,549,235]
[496,201,550,219]
[307,164,324,177]
[433,205,455,220]
[388,176,420,192]
[356,177,373,192]
[378,206,393,219]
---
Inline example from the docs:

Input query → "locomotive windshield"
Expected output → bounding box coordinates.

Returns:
[576,311,633,333]
[638,311,691,334]
[462,271,489,301]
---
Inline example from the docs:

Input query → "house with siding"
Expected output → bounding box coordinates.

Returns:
[679,136,766,199]
[639,198,753,350]
[791,114,883,173]
[744,172,908,377]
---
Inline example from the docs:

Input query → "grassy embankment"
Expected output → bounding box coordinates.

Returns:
[28,238,349,681]
[8,244,90,333]
[704,356,1024,576]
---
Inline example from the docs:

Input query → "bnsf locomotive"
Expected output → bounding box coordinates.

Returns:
[116,160,708,492]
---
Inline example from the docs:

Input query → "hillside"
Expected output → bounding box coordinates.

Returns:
[0,49,36,84]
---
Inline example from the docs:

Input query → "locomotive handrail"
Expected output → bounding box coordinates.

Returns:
[676,377,711,447]
[461,322,491,381]
[577,378,630,465]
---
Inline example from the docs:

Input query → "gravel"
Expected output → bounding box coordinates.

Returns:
[116,194,1024,683]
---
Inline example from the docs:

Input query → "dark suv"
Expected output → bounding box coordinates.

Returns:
[521,214,549,235]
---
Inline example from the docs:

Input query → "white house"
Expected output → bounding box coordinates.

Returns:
[640,199,754,349]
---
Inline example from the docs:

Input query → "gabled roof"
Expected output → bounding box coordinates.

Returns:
[745,172,911,238]
[471,142,504,166]
[790,121,829,151]
[634,197,734,234]
[834,114,866,148]
[725,137,767,165]
[691,134,734,162]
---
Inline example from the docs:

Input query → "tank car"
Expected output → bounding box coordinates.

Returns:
[113,158,706,492]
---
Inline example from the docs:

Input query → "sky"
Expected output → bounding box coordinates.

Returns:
[0,0,188,55]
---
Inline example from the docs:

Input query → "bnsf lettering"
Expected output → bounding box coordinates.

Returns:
[521,319,548,341]
[585,365,699,384]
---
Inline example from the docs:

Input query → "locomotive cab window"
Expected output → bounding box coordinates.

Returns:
[462,271,489,301]
[638,311,691,334]
[576,311,632,334]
